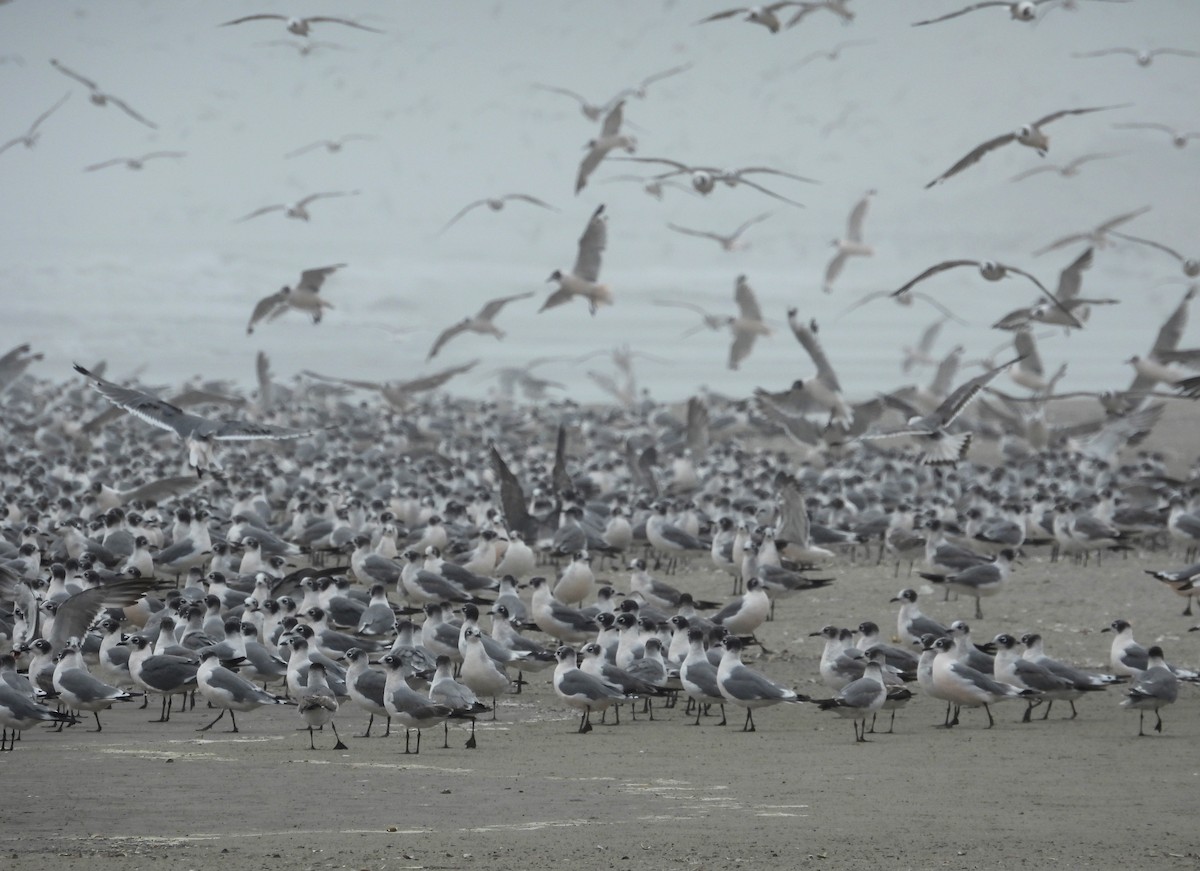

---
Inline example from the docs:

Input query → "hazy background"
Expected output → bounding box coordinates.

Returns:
[1,0,1197,403]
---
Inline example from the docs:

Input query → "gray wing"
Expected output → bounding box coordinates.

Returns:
[1150,288,1194,356]
[600,101,624,138]
[1031,104,1126,130]
[559,669,623,700]
[49,59,99,90]
[912,1,1021,26]
[893,260,978,295]
[926,133,1016,187]
[106,95,157,129]
[572,204,607,282]
[478,291,534,321]
[787,311,841,391]
[1013,330,1043,377]
[729,330,758,369]
[427,320,470,361]
[933,356,1018,426]
[1055,247,1093,303]
[49,578,159,650]
[774,473,811,548]
[74,364,204,438]
[211,419,318,442]
[247,290,289,334]
[725,664,791,701]
[845,194,871,242]
[734,276,764,321]
[298,264,345,293]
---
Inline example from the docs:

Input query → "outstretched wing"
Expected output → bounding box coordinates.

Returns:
[49,59,98,90]
[787,310,841,390]
[246,289,289,334]
[298,264,346,293]
[572,204,607,281]
[426,320,470,361]
[478,291,534,321]
[893,260,977,296]
[926,132,1016,187]
[490,444,533,540]
[912,1,1011,26]
[106,95,157,129]
[74,364,198,438]
[212,420,321,441]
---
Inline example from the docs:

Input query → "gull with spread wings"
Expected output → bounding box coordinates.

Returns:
[301,361,479,409]
[1113,122,1199,149]
[925,105,1124,188]
[246,264,346,334]
[891,259,1080,326]
[576,101,636,194]
[236,190,359,223]
[614,156,815,206]
[992,248,1117,330]
[786,309,853,426]
[426,292,534,360]
[728,275,772,370]
[73,365,324,476]
[1110,231,1200,278]
[1074,47,1200,67]
[823,190,874,293]
[666,212,771,252]
[1009,151,1124,182]
[284,134,376,159]
[50,59,156,129]
[84,151,186,172]
[860,356,1021,465]
[696,3,808,33]
[0,93,69,156]
[439,193,557,234]
[219,14,383,36]
[1032,205,1150,257]
[541,204,611,314]
[913,1,1055,26]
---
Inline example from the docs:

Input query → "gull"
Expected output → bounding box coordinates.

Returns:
[930,636,1032,728]
[297,663,347,750]
[246,264,346,334]
[860,356,1018,464]
[814,650,888,742]
[1074,47,1200,67]
[0,93,69,156]
[74,364,324,476]
[696,3,808,33]
[1113,122,1200,149]
[83,151,186,173]
[531,84,617,122]
[890,588,950,648]
[891,259,1078,324]
[925,105,1124,187]
[823,189,874,293]
[219,14,384,35]
[52,643,138,732]
[1020,632,1121,719]
[0,685,73,750]
[300,360,479,408]
[610,63,694,102]
[195,649,289,733]
[236,190,359,223]
[541,203,611,314]
[716,636,808,732]
[653,300,733,338]
[49,59,157,128]
[1109,231,1200,278]
[836,289,965,323]
[553,646,628,733]
[597,173,698,200]
[1032,205,1150,257]
[919,548,1017,619]
[786,309,853,425]
[426,292,533,360]
[786,1,857,26]
[284,134,376,159]
[576,101,636,194]
[913,1,1055,26]
[439,193,557,234]
[1121,646,1179,736]
[666,211,772,252]
[615,156,815,206]
[900,317,949,373]
[792,40,874,66]
[728,275,772,370]
[1009,151,1123,182]
[428,655,490,748]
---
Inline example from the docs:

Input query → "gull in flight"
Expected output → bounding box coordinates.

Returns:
[861,356,1019,464]
[696,3,809,33]
[666,212,771,252]
[836,288,965,323]
[1110,231,1200,278]
[1073,47,1200,67]
[597,174,698,201]
[1009,151,1124,182]
[219,14,384,36]
[531,84,617,123]
[541,204,611,314]
[992,248,1116,330]
[83,151,186,172]
[925,105,1124,188]
[892,259,1080,326]
[792,40,874,67]
[1113,122,1200,149]
[614,156,815,206]
[302,361,479,408]
[823,189,874,293]
[913,1,1055,26]
[246,264,346,334]
[728,275,772,370]
[0,93,69,156]
[439,193,557,234]
[786,309,853,426]
[50,59,156,129]
[285,135,376,159]
[1032,205,1150,257]
[236,190,359,223]
[576,101,636,194]
[426,292,534,360]
[73,364,324,476]
[786,1,857,27]
[610,63,693,102]
[652,300,734,338]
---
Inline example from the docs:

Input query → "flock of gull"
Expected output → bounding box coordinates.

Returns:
[3,2,1200,762]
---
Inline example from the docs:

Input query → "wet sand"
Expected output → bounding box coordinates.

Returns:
[5,540,1200,871]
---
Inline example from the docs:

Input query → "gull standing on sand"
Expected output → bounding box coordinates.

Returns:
[0,93,69,156]
[426,292,534,360]
[219,14,384,35]
[246,264,346,334]
[553,645,628,733]
[236,190,359,223]
[930,636,1032,727]
[1121,646,1179,736]
[439,194,557,234]
[52,642,138,732]
[822,190,874,293]
[50,59,156,128]
[666,212,771,252]
[717,636,807,731]
[298,662,346,750]
[541,204,611,314]
[814,649,888,742]
[195,649,289,733]
[73,364,324,476]
[925,105,1124,187]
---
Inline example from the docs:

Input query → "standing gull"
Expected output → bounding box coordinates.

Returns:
[1121,646,1179,736]
[716,636,808,732]
[73,364,324,476]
